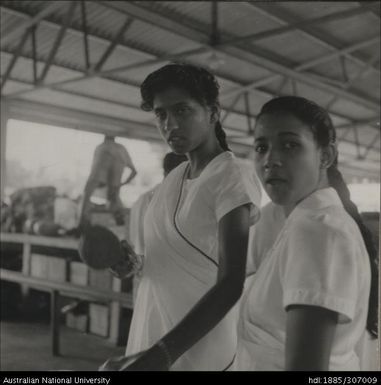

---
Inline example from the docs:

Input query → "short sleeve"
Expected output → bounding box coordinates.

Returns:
[212,159,261,225]
[280,215,359,323]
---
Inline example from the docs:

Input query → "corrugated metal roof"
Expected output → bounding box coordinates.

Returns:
[1,0,379,181]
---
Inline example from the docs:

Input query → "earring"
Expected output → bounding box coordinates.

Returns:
[320,160,328,169]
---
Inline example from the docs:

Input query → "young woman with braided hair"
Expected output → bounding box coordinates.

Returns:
[100,63,261,371]
[234,96,378,371]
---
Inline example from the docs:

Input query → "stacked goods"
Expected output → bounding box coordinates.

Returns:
[6,186,56,233]
[30,254,49,279]
[30,254,67,282]
[69,261,89,286]
[89,302,109,337]
[62,299,89,333]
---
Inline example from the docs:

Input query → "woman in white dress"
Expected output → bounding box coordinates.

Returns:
[235,96,378,371]
[101,63,261,371]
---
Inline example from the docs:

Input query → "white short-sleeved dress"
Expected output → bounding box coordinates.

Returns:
[235,188,371,371]
[126,151,262,371]
[246,202,285,277]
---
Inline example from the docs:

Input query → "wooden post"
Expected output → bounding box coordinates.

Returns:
[21,242,31,297]
[108,277,122,345]
[51,289,60,356]
[0,100,8,201]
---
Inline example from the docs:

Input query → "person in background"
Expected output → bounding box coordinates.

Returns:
[234,96,378,371]
[100,63,261,371]
[128,152,187,302]
[79,135,137,228]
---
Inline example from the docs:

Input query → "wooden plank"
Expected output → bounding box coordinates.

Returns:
[51,290,60,356]
[0,269,133,307]
[109,277,122,344]
[0,232,78,250]
[21,241,31,296]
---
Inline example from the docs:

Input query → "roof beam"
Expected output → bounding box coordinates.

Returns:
[2,4,379,113]
[80,0,91,70]
[248,2,380,74]
[92,16,134,73]
[325,50,380,109]
[223,3,375,51]
[2,97,252,156]
[98,1,379,112]
[0,28,30,93]
[38,2,77,84]
[218,36,379,100]
[361,131,381,159]
[31,25,37,84]
[357,1,381,19]
[6,74,380,159]
[0,1,62,47]
[2,49,378,134]
[3,75,254,126]
[1,6,379,130]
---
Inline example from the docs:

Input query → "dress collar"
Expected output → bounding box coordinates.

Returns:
[290,187,343,219]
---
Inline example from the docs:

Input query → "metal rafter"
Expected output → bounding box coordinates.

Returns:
[275,77,289,96]
[96,1,379,112]
[210,1,219,46]
[0,27,30,92]
[92,17,134,73]
[80,0,90,70]
[326,50,380,110]
[340,56,349,83]
[2,75,252,130]
[5,73,379,161]
[1,4,379,137]
[243,92,253,134]
[362,132,381,159]
[1,4,379,112]
[352,124,363,159]
[357,1,381,19]
[218,36,378,115]
[2,43,378,137]
[31,25,37,84]
[38,1,77,84]
[248,2,380,74]
[0,1,63,47]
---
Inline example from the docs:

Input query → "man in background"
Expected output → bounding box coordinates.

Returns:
[79,135,137,228]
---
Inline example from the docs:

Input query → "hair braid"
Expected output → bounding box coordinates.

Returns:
[215,121,231,152]
[327,164,379,337]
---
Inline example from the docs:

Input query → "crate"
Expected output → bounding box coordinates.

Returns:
[47,256,67,282]
[89,269,113,291]
[69,261,88,286]
[30,254,49,279]
[66,312,88,333]
[89,303,109,337]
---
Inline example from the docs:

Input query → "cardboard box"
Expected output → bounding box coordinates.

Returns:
[89,269,113,291]
[47,256,67,282]
[66,312,88,333]
[89,303,109,337]
[69,261,88,286]
[30,254,49,279]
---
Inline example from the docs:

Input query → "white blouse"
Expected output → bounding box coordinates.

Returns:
[236,188,371,371]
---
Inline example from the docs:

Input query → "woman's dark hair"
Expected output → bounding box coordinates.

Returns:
[257,96,379,337]
[140,62,230,151]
